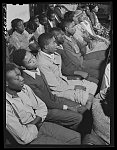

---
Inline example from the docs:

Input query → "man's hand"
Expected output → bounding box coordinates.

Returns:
[74,85,86,91]
[67,106,79,113]
[28,116,42,126]
[68,104,87,114]
[85,94,94,110]
[76,105,87,114]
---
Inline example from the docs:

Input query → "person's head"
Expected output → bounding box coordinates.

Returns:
[33,15,40,26]
[85,5,90,14]
[38,33,58,54]
[64,11,75,22]
[73,10,83,24]
[48,4,55,10]
[62,20,76,35]
[76,12,88,23]
[48,10,56,21]
[12,49,38,70]
[50,27,65,44]
[39,14,48,25]
[89,5,99,12]
[11,18,25,34]
[6,63,24,92]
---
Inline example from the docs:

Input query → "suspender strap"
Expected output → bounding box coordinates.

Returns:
[6,99,23,125]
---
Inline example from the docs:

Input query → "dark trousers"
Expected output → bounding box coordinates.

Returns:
[31,122,81,144]
[45,109,82,131]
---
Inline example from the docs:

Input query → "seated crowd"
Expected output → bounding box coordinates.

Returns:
[5,3,111,146]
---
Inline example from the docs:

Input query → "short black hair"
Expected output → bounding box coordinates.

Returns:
[6,63,18,80]
[47,10,55,20]
[62,20,72,32]
[38,33,54,50]
[88,4,97,11]
[64,11,75,22]
[12,49,27,67]
[11,18,23,31]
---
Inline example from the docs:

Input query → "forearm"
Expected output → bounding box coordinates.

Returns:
[28,116,42,125]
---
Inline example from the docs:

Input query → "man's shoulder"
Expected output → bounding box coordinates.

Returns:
[38,52,52,65]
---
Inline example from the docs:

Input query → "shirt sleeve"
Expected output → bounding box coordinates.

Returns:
[6,103,38,144]
[38,63,74,92]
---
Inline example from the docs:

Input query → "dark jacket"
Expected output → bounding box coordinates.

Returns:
[22,71,76,109]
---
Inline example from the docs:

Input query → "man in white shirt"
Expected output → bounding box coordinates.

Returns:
[37,33,97,107]
[6,63,81,145]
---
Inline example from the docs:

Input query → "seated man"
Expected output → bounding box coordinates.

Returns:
[50,27,103,79]
[37,32,97,107]
[50,27,99,83]
[11,49,88,131]
[6,63,81,145]
[63,10,110,54]
[9,18,39,53]
[62,19,108,61]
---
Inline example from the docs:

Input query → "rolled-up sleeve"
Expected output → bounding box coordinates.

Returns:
[6,104,38,144]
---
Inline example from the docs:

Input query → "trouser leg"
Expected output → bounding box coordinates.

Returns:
[45,109,82,131]
[81,67,100,79]
[84,50,106,61]
[31,122,81,144]
[86,75,99,84]
[83,59,102,70]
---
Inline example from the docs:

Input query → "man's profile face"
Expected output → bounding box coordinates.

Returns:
[66,21,76,35]
[46,37,58,54]
[6,68,24,92]
[55,31,64,44]
[23,51,38,70]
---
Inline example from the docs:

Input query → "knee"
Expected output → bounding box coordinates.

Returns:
[74,113,83,124]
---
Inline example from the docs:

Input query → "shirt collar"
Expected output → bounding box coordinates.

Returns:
[57,44,63,50]
[6,86,26,98]
[14,30,26,36]
[23,68,41,79]
[41,51,55,60]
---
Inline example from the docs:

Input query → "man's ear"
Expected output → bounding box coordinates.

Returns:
[65,27,67,32]
[44,45,48,51]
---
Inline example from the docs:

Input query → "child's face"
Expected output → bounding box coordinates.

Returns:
[16,21,25,33]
